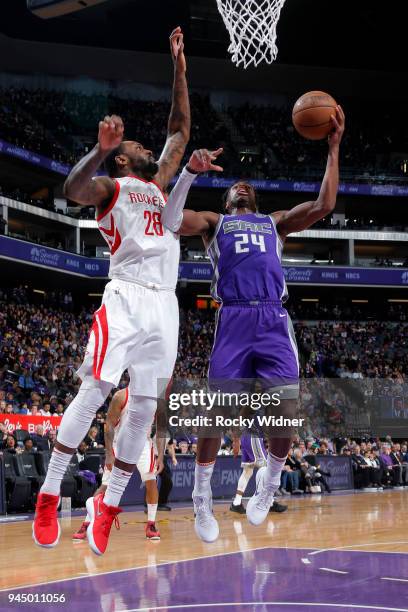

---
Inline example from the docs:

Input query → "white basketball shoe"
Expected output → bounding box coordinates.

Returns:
[193,490,219,543]
[246,466,277,526]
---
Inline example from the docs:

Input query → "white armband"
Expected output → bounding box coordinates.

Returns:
[161,166,197,232]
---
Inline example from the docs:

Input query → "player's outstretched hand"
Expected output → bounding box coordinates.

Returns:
[98,114,124,153]
[170,26,186,73]
[328,105,345,148]
[187,148,223,174]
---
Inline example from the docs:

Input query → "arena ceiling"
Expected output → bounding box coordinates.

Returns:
[2,0,406,72]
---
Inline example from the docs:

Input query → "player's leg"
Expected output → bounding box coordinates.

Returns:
[230,465,254,513]
[86,394,157,555]
[246,305,299,526]
[145,479,160,540]
[136,440,160,540]
[33,376,113,548]
[87,288,178,555]
[194,305,255,542]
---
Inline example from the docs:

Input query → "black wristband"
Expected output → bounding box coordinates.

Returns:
[185,165,199,175]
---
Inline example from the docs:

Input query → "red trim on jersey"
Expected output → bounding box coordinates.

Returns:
[149,444,155,473]
[127,175,167,203]
[96,179,120,222]
[94,305,108,380]
[91,309,100,379]
[100,214,115,237]
[110,223,122,255]
[165,377,173,401]
[99,214,122,255]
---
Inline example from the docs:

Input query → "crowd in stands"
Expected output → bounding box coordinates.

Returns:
[1,286,407,502]
[1,86,407,183]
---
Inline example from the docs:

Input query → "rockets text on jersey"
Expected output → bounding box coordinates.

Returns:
[96,175,180,289]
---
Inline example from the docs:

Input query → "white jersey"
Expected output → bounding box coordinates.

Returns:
[96,175,180,289]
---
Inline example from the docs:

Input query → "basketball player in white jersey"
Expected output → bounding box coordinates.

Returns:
[33,27,190,555]
[73,388,162,541]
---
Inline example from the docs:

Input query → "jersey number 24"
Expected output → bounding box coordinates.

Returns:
[234,233,266,253]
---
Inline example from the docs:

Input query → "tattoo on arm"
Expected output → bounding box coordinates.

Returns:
[156,68,191,190]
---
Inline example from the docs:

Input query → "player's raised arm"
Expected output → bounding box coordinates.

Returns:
[274,106,345,240]
[63,115,124,212]
[154,27,190,191]
[161,147,223,233]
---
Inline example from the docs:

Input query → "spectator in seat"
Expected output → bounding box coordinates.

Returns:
[30,405,40,416]
[23,437,34,453]
[280,448,303,495]
[18,402,30,415]
[0,423,8,448]
[390,444,407,485]
[39,402,52,417]
[379,445,399,487]
[84,426,103,449]
[53,403,65,416]
[351,445,371,489]
[5,404,14,415]
[31,425,49,451]
[4,434,23,454]
[364,450,383,488]
[76,440,88,464]
[47,429,57,451]
[178,440,190,454]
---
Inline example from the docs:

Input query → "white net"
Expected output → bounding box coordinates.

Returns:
[216,0,287,69]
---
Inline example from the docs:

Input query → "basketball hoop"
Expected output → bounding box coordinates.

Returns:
[216,0,287,69]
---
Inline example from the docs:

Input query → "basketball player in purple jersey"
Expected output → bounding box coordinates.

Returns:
[162,105,345,542]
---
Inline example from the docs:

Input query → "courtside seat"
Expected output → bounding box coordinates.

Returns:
[66,455,96,506]
[15,429,30,447]
[35,451,77,500]
[3,452,32,511]
[13,453,45,500]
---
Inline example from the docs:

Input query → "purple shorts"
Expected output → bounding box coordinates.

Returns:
[241,434,267,466]
[209,302,299,391]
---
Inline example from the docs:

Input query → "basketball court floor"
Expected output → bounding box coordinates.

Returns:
[1,491,408,611]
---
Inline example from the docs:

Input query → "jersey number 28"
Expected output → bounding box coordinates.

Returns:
[144,211,163,236]
[234,233,266,253]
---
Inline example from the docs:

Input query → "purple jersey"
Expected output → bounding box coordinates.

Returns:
[207,213,287,303]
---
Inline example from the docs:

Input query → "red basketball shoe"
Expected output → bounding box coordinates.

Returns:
[145,521,160,540]
[72,521,90,541]
[86,493,122,555]
[32,492,61,548]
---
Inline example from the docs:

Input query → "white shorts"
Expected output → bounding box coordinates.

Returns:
[77,278,179,397]
[102,438,156,485]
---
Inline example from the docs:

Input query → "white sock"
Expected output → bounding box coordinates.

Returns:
[41,449,72,496]
[234,466,253,504]
[264,452,287,488]
[147,504,158,522]
[103,465,132,507]
[233,493,242,506]
[193,461,215,496]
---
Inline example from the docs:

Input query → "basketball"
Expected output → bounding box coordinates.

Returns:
[292,90,337,140]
